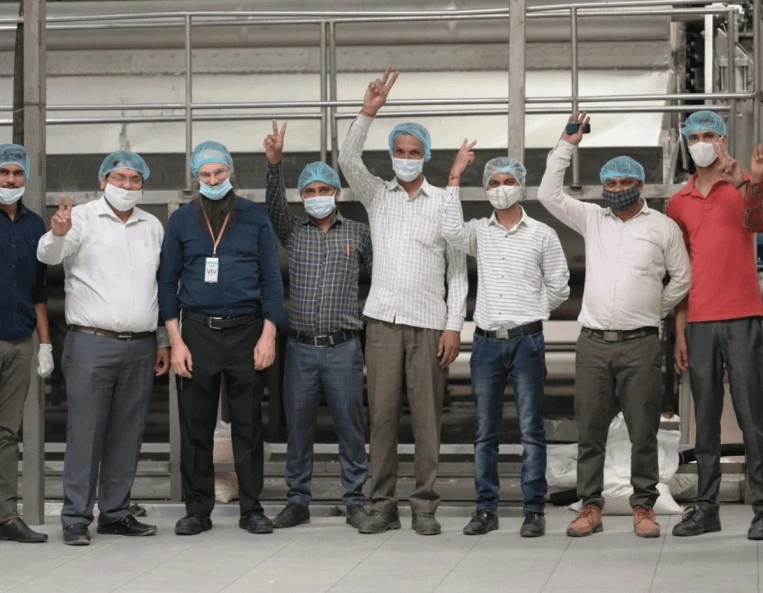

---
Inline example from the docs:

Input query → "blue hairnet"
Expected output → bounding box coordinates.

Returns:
[98,151,150,182]
[298,161,341,194]
[482,156,526,189]
[0,144,30,177]
[599,156,645,183]
[190,141,234,177]
[388,123,432,162]
[682,110,726,139]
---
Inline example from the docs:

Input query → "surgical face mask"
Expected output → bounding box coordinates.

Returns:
[303,193,337,219]
[602,185,641,212]
[0,185,25,205]
[392,157,424,182]
[485,185,523,210]
[200,178,233,201]
[688,141,718,168]
[103,182,142,212]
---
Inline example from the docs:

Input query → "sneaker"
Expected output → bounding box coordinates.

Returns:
[566,504,603,537]
[96,515,157,537]
[462,509,498,535]
[412,512,441,536]
[748,511,763,540]
[272,504,310,529]
[345,506,370,529]
[356,510,401,534]
[62,524,90,546]
[174,514,212,536]
[672,506,721,537]
[520,512,546,538]
[633,506,660,538]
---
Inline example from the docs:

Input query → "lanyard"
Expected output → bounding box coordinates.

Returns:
[203,212,231,257]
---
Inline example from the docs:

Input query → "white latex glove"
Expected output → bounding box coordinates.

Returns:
[37,343,54,378]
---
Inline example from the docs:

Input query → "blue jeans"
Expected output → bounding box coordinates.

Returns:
[470,331,547,514]
[283,336,368,509]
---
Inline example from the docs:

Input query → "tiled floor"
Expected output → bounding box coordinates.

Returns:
[1,504,761,593]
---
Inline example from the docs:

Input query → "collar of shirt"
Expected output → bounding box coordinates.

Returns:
[678,173,730,200]
[603,199,651,220]
[487,206,529,233]
[96,195,149,224]
[299,210,345,229]
[383,176,435,200]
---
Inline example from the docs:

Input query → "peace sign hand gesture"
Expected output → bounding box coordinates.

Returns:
[715,141,745,188]
[749,144,763,184]
[449,138,478,181]
[263,119,287,165]
[362,66,399,118]
[51,195,74,237]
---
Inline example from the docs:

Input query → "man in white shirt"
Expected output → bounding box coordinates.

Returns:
[444,148,570,537]
[37,151,170,546]
[537,113,691,539]
[339,68,468,536]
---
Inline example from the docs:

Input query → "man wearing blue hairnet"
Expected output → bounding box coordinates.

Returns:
[444,149,570,537]
[668,110,763,539]
[538,112,691,539]
[158,140,286,537]
[0,144,51,543]
[37,151,170,545]
[339,68,468,536]
[263,121,372,530]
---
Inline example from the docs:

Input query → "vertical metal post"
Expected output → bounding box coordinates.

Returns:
[570,6,581,188]
[21,0,45,525]
[507,0,526,162]
[184,14,193,189]
[726,7,737,148]
[755,0,761,146]
[329,21,339,171]
[319,21,327,165]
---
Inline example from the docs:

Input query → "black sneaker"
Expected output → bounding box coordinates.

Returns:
[462,509,498,535]
[62,524,90,546]
[174,514,212,536]
[672,506,721,537]
[97,515,157,537]
[356,510,401,534]
[345,505,370,529]
[748,511,763,540]
[520,512,546,538]
[272,504,310,529]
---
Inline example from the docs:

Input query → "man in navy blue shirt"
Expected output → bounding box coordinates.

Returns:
[0,144,52,543]
[158,141,286,537]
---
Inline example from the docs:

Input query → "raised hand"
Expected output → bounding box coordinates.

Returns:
[562,111,590,146]
[263,119,287,165]
[361,66,399,118]
[750,144,763,184]
[51,195,74,236]
[449,138,477,180]
[715,141,745,188]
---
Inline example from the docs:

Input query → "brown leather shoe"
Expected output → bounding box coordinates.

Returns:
[633,506,660,538]
[566,504,603,537]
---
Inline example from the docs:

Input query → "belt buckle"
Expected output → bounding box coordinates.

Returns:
[602,331,619,342]
[116,332,133,340]
[208,316,223,330]
[495,329,510,340]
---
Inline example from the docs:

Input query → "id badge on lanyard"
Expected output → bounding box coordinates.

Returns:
[203,212,231,284]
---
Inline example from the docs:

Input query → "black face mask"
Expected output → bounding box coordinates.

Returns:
[602,185,641,212]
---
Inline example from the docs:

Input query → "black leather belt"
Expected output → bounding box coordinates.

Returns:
[183,310,261,330]
[288,329,359,347]
[581,326,659,342]
[70,325,155,341]
[475,320,543,340]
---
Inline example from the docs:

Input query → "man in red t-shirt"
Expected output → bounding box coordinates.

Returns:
[667,109,763,540]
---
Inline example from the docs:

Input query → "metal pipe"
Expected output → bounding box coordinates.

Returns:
[508,0,526,162]
[755,0,761,146]
[727,7,737,146]
[329,20,338,171]
[184,13,192,189]
[319,21,327,164]
[570,6,580,188]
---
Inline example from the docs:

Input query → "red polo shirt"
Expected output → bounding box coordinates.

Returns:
[667,175,763,322]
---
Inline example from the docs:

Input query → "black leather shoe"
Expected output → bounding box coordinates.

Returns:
[97,515,157,537]
[174,514,212,536]
[345,505,370,529]
[239,511,273,534]
[356,510,401,534]
[412,512,441,536]
[62,524,90,546]
[0,518,48,543]
[272,504,310,529]
[520,512,546,538]
[748,511,763,540]
[463,509,498,535]
[672,506,721,537]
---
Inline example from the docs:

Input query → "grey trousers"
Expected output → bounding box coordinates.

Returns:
[0,337,33,522]
[574,332,662,509]
[365,319,445,515]
[60,331,155,527]
[686,317,763,513]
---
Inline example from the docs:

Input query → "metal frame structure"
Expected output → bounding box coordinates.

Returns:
[15,0,760,518]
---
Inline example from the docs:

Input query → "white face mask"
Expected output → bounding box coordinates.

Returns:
[688,141,719,168]
[392,157,424,182]
[103,182,142,212]
[0,186,25,205]
[485,185,524,210]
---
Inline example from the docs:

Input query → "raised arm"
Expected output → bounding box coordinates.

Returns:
[441,139,478,256]
[37,196,80,264]
[263,119,296,245]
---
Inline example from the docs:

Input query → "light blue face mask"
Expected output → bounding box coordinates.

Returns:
[304,193,336,219]
[0,186,24,205]
[392,157,424,182]
[200,178,233,201]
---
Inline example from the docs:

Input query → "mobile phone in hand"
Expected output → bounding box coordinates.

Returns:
[565,122,591,135]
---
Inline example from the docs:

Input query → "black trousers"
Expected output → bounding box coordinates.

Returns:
[178,314,265,517]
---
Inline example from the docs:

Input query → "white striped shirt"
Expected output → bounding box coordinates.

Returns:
[338,114,467,331]
[442,191,570,330]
